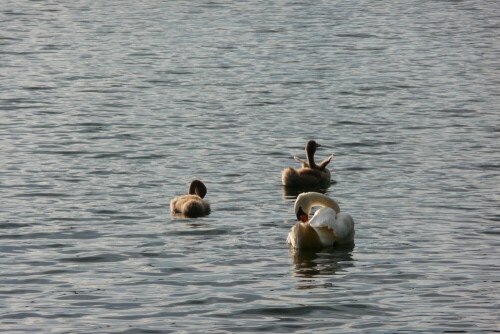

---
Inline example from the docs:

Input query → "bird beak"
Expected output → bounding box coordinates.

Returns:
[296,207,308,223]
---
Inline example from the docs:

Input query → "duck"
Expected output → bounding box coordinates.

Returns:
[170,179,211,218]
[281,140,333,188]
[287,192,354,249]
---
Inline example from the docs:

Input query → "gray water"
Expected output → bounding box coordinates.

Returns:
[1,1,499,333]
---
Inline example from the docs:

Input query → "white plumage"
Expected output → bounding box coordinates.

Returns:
[287,192,354,249]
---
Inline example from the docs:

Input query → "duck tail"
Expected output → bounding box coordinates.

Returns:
[281,167,299,186]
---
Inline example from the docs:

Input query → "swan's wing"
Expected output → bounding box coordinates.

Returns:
[317,154,333,170]
[308,207,336,246]
[310,208,354,242]
[334,212,354,239]
[293,156,309,168]
[309,207,337,229]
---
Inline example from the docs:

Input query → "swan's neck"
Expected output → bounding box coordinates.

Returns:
[295,193,341,222]
[306,145,317,169]
[301,193,340,215]
[310,195,340,214]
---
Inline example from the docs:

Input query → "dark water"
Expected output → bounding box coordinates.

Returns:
[1,1,499,333]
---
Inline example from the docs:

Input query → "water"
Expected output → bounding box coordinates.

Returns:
[1,0,499,332]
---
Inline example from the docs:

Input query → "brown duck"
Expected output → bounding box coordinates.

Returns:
[170,179,211,218]
[281,140,333,188]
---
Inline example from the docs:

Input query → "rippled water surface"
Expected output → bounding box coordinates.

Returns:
[1,1,499,333]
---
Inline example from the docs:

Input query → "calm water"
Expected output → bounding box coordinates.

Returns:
[1,1,499,333]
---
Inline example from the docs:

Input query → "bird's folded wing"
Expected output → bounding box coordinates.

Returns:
[309,207,337,229]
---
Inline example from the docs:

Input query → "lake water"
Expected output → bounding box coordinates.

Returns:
[1,1,499,333]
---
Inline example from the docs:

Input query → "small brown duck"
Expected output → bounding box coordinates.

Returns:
[170,179,211,218]
[281,140,333,188]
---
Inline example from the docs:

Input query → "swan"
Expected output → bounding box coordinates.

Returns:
[287,192,354,249]
[170,179,211,218]
[281,140,333,188]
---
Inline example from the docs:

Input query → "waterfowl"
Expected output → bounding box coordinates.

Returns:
[281,140,333,188]
[170,179,211,218]
[287,192,354,249]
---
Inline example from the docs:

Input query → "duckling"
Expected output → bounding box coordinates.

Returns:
[170,179,210,218]
[281,140,333,188]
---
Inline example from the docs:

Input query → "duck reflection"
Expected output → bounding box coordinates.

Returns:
[170,212,207,222]
[289,245,354,284]
[169,214,209,228]
[281,184,329,200]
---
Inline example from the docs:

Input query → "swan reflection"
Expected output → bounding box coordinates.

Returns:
[289,246,354,288]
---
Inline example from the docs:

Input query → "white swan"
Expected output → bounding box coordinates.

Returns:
[287,192,354,249]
